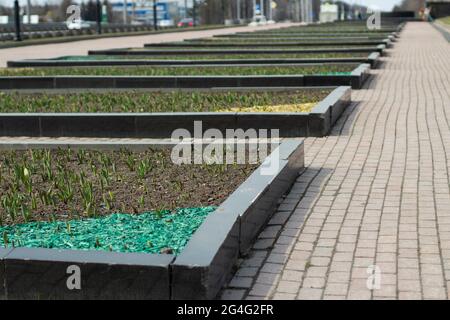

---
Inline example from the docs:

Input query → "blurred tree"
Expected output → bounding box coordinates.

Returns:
[393,0,426,12]
[81,0,98,21]
[58,0,75,21]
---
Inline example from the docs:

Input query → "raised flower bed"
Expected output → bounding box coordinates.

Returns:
[0,64,370,89]
[218,32,396,38]
[0,86,351,138]
[87,46,386,56]
[0,87,330,113]
[143,39,391,48]
[0,140,304,299]
[0,64,358,77]
[188,34,394,41]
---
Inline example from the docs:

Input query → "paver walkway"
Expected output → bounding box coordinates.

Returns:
[221,22,450,300]
[0,22,295,67]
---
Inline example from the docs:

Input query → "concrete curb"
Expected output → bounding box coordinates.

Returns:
[432,22,450,42]
[143,39,390,48]
[3,248,174,300]
[172,139,304,299]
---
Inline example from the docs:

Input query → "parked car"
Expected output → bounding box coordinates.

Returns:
[67,20,91,30]
[177,18,196,27]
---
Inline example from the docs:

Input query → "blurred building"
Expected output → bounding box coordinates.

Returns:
[320,2,338,22]
[111,0,182,26]
[426,0,450,18]
[320,1,362,22]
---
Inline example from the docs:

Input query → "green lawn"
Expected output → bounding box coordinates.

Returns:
[56,52,369,61]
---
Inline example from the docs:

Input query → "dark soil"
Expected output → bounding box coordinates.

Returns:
[0,148,257,225]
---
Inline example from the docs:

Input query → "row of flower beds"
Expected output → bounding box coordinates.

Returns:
[0,20,403,299]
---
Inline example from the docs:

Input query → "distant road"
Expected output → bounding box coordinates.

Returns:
[0,22,297,67]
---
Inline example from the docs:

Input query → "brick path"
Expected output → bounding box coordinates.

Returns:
[221,22,450,300]
[0,22,295,67]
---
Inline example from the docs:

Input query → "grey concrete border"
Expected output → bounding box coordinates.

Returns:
[171,139,304,299]
[350,63,371,89]
[87,46,384,56]
[0,64,368,90]
[187,36,393,42]
[215,31,398,38]
[302,63,369,89]
[2,248,174,300]
[0,86,352,138]
[367,52,381,68]
[307,85,352,136]
[226,29,399,37]
[0,248,12,300]
[377,44,387,55]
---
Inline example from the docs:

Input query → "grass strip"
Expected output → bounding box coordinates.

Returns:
[1,65,355,77]
[0,89,329,113]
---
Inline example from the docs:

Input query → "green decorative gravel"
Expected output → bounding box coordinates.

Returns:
[0,206,216,255]
[130,45,377,51]
[1,65,355,77]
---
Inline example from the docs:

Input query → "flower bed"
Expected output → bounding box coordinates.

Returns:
[59,52,369,60]
[87,46,384,56]
[219,32,394,38]
[0,88,330,113]
[0,64,356,77]
[7,53,380,69]
[192,35,392,41]
[0,86,352,138]
[0,141,305,299]
[144,40,388,47]
[0,148,256,254]
[0,64,369,91]
[247,27,398,33]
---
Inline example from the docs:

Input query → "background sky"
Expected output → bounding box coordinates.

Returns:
[0,0,403,12]
[348,0,403,11]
